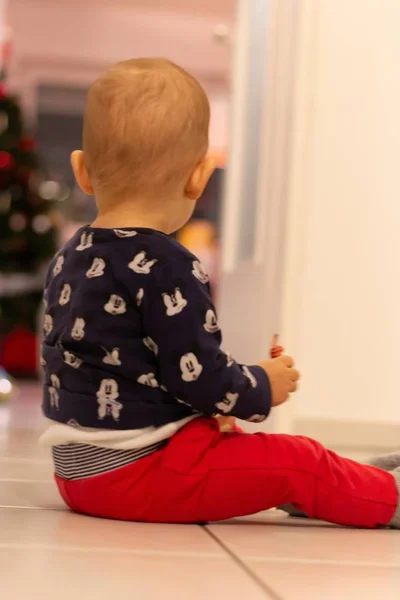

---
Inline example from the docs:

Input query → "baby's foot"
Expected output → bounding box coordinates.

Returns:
[365,452,400,472]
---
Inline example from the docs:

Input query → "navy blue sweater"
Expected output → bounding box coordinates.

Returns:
[42,227,272,429]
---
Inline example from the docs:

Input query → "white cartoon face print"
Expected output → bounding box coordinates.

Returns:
[102,347,121,366]
[96,379,123,421]
[43,297,48,311]
[71,318,86,341]
[50,374,60,389]
[64,351,83,369]
[163,288,188,317]
[247,414,266,423]
[52,255,64,277]
[180,353,203,383]
[203,309,220,334]
[223,350,234,367]
[192,260,209,284]
[242,365,257,388]
[143,337,158,356]
[43,314,53,336]
[114,229,138,238]
[128,251,157,275]
[137,373,159,388]
[136,288,144,307]
[86,257,106,279]
[59,283,72,306]
[76,231,94,251]
[49,374,60,409]
[49,388,59,409]
[104,294,127,315]
[215,392,239,415]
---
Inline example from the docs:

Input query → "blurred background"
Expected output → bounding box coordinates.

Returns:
[1,0,400,452]
[0,0,233,379]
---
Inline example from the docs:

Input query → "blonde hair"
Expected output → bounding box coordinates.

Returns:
[83,58,210,197]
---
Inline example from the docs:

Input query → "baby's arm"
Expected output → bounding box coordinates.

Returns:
[218,335,285,431]
[139,258,273,423]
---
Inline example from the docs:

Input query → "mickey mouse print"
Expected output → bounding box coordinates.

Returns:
[41,226,272,431]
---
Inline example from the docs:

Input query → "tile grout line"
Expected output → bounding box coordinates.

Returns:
[0,504,66,511]
[0,542,227,559]
[203,525,284,600]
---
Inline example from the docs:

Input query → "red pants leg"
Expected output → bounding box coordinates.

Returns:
[55,418,398,528]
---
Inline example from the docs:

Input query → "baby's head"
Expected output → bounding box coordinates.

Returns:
[71,58,214,233]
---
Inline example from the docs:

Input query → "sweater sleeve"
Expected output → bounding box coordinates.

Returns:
[140,257,272,423]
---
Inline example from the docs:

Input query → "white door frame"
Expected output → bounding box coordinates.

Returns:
[273,0,321,432]
[220,0,320,432]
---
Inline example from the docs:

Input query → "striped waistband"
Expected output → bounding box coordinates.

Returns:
[52,441,165,481]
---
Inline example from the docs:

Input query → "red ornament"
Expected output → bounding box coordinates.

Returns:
[0,151,14,169]
[0,85,6,100]
[20,137,36,152]
[0,327,38,375]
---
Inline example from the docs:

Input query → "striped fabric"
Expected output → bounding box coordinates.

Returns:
[52,441,165,481]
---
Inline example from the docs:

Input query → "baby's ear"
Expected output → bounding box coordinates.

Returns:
[185,156,215,201]
[71,151,94,195]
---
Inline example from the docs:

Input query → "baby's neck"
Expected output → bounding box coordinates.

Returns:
[92,197,173,234]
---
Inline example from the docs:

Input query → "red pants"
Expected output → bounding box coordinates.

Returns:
[55,417,398,528]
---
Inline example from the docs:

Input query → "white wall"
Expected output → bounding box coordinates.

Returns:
[290,0,400,424]
[7,0,231,149]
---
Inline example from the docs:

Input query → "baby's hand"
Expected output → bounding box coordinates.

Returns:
[259,354,299,407]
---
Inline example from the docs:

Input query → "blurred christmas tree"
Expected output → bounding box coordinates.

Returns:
[0,82,59,376]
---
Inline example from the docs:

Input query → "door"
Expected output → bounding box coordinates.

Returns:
[218,0,312,432]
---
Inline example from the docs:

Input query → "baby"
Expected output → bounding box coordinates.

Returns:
[40,58,400,528]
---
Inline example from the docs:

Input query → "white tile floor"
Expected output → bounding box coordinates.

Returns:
[1,383,400,599]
